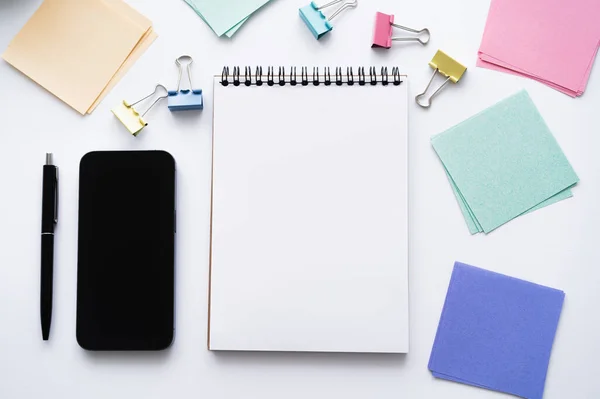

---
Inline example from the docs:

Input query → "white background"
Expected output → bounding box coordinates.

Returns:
[0,0,598,398]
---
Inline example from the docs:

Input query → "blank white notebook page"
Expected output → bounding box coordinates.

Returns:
[210,76,409,353]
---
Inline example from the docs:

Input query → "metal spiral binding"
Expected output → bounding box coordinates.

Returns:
[302,67,309,86]
[220,66,403,86]
[267,66,274,86]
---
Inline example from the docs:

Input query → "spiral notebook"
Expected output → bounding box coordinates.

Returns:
[209,66,409,353]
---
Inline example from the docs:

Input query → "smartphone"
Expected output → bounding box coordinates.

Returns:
[76,151,176,350]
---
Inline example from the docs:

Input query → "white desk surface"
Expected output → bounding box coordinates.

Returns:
[0,0,599,398]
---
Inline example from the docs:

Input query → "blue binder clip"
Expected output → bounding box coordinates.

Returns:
[299,0,357,40]
[168,55,203,111]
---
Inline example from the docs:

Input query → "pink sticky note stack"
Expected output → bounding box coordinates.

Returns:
[478,0,600,97]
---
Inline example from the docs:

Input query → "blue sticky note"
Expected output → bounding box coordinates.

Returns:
[429,262,565,399]
[299,2,332,40]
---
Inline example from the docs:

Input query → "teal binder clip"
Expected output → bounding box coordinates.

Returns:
[168,55,203,111]
[299,0,357,40]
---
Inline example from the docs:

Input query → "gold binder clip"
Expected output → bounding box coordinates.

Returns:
[112,84,168,136]
[415,50,466,108]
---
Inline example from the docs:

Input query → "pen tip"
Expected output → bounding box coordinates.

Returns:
[45,153,53,165]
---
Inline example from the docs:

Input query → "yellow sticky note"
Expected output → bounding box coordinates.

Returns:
[2,0,149,115]
[89,28,158,114]
[88,0,158,113]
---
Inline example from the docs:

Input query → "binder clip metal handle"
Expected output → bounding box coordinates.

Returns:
[175,55,194,92]
[321,0,358,21]
[390,24,430,45]
[415,69,450,108]
[130,84,169,117]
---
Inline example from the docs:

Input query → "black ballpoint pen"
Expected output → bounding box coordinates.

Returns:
[41,153,58,341]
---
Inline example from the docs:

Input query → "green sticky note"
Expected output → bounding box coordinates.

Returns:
[184,0,247,37]
[445,169,573,234]
[224,19,246,37]
[184,0,273,37]
[445,169,482,234]
[432,90,579,234]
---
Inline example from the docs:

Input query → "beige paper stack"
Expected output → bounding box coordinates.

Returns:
[2,0,157,115]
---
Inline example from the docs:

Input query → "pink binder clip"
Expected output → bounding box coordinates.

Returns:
[372,12,430,49]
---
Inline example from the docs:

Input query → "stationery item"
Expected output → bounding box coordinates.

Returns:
[2,0,156,115]
[184,0,247,38]
[416,50,466,108]
[299,0,358,40]
[429,262,565,399]
[371,12,430,48]
[77,151,176,351]
[168,56,203,111]
[183,0,273,37]
[112,85,168,136]
[209,65,409,353]
[477,0,600,97]
[89,0,157,112]
[446,169,573,234]
[431,90,579,234]
[40,153,58,341]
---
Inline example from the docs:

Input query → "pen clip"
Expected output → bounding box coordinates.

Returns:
[54,167,58,224]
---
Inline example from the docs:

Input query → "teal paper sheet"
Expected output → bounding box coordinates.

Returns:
[183,0,247,37]
[184,0,273,37]
[432,90,579,234]
[445,169,573,234]
[224,19,246,37]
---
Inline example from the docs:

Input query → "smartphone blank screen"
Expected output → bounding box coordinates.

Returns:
[76,151,175,351]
